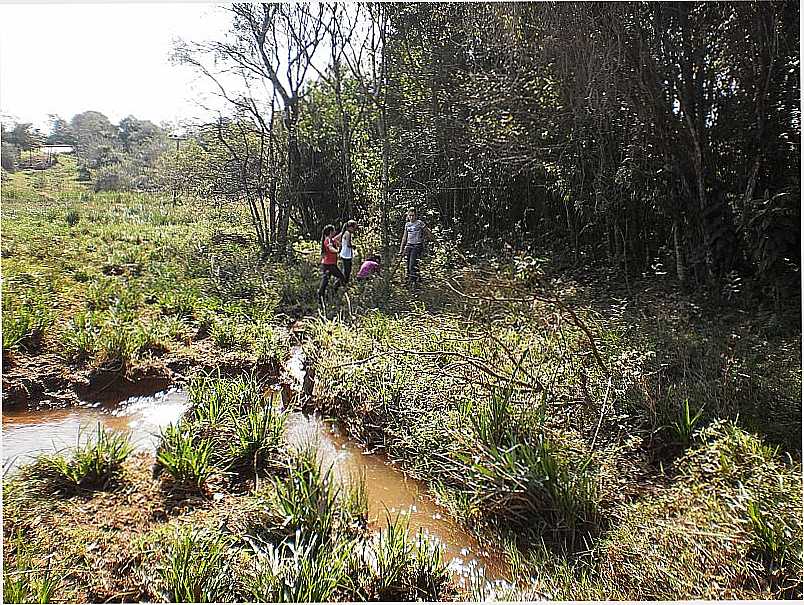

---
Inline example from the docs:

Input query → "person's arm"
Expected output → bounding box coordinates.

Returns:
[326,238,338,254]
[423,222,434,242]
[399,227,407,255]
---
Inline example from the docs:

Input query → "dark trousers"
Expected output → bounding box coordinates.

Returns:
[340,257,353,284]
[319,263,346,301]
[405,243,423,283]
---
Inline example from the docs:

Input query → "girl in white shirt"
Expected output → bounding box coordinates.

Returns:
[339,220,358,283]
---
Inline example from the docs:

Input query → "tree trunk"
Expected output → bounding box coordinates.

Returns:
[673,218,687,284]
[379,109,390,263]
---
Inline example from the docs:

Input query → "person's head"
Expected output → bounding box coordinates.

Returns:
[346,219,357,232]
[322,224,335,250]
[368,254,381,265]
[406,207,417,222]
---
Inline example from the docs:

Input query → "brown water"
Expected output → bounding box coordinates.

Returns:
[2,388,188,473]
[285,412,508,586]
[2,373,511,592]
[283,346,510,590]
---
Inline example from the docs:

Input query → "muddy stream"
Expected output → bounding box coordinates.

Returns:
[2,350,510,591]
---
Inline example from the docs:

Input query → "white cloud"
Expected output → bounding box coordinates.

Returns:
[0,2,232,130]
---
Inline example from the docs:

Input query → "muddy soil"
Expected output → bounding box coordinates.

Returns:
[2,341,282,410]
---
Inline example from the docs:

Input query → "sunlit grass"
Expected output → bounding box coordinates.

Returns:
[30,424,133,491]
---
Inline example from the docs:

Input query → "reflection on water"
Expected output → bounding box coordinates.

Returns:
[2,380,511,591]
[285,412,507,583]
[2,389,188,472]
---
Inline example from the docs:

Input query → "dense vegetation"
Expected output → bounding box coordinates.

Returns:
[2,1,801,602]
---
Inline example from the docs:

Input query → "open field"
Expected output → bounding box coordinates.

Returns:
[2,160,802,601]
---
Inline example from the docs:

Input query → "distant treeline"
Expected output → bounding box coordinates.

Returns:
[1,112,170,191]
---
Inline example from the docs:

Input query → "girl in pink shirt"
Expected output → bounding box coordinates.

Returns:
[318,224,345,305]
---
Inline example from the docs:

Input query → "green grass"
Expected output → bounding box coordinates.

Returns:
[271,448,341,542]
[229,404,287,470]
[155,423,214,489]
[1,280,53,353]
[2,158,308,374]
[30,424,133,491]
[245,536,357,603]
[362,514,451,601]
[158,527,232,603]
[3,529,63,604]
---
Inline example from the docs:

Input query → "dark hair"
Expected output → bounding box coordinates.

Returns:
[321,224,335,254]
[340,219,358,235]
[407,207,416,214]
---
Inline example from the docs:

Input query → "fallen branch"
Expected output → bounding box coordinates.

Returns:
[441,276,609,376]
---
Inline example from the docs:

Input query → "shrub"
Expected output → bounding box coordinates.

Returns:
[33,424,133,490]
[65,208,80,226]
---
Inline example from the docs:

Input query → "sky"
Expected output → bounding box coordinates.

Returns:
[0,2,234,132]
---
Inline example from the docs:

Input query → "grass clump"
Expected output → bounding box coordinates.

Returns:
[31,424,133,491]
[158,527,232,603]
[361,515,451,601]
[229,404,287,471]
[1,291,52,353]
[155,374,289,489]
[246,538,357,603]
[155,423,214,490]
[65,208,80,226]
[506,421,803,600]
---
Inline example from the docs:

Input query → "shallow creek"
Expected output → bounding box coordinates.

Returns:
[2,360,509,590]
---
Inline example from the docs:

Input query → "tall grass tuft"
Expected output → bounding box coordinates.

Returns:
[364,514,450,601]
[33,423,133,490]
[1,297,52,352]
[155,423,214,489]
[158,527,231,603]
[745,500,791,565]
[272,448,339,542]
[246,537,356,603]
[670,399,704,444]
[339,470,369,536]
[229,404,287,470]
